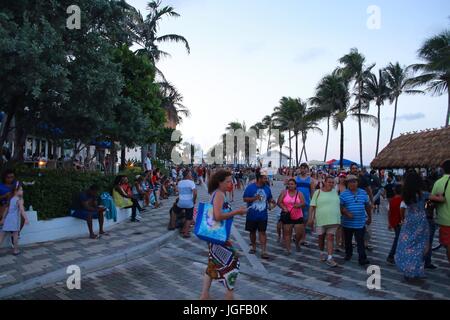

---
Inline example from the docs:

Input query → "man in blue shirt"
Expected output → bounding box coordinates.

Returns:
[243,172,276,259]
[340,175,372,266]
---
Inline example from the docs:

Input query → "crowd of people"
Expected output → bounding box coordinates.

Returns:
[195,160,450,299]
[0,154,449,300]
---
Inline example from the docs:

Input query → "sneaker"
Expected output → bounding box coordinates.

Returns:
[320,252,327,262]
[386,256,395,265]
[424,264,437,269]
[326,258,338,267]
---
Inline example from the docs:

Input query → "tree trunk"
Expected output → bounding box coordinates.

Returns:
[302,133,308,162]
[295,133,299,167]
[340,121,344,170]
[0,111,14,155]
[323,115,330,162]
[288,129,292,168]
[266,126,271,154]
[12,126,26,162]
[120,146,126,170]
[390,96,399,142]
[358,85,363,167]
[446,87,450,127]
[375,104,381,157]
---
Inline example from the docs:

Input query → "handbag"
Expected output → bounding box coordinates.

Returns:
[194,192,232,245]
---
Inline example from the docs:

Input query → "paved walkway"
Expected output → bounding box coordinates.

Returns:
[2,180,450,300]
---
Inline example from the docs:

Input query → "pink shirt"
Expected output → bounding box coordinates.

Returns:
[283,191,303,220]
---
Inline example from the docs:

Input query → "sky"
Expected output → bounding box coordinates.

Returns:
[128,0,449,166]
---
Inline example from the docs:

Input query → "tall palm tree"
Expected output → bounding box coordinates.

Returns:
[250,121,266,159]
[408,29,450,127]
[158,82,190,127]
[338,48,375,167]
[363,70,389,156]
[309,78,340,162]
[272,97,296,168]
[133,0,190,81]
[384,62,423,141]
[226,121,244,165]
[262,115,273,154]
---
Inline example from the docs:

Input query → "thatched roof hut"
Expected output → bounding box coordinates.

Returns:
[371,126,450,169]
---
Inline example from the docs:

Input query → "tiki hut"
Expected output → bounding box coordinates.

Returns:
[371,127,450,169]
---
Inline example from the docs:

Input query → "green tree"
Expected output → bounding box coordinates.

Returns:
[383,62,423,142]
[338,48,375,167]
[363,70,389,156]
[408,29,450,127]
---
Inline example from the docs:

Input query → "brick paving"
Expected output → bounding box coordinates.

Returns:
[2,180,450,300]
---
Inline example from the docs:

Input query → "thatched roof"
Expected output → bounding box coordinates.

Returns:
[371,126,450,169]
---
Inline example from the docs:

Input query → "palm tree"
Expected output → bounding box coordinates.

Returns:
[363,70,389,156]
[338,48,375,167]
[262,115,273,154]
[309,79,340,162]
[250,121,266,159]
[226,121,244,165]
[315,70,375,169]
[384,62,423,141]
[158,82,190,128]
[272,97,296,168]
[408,30,450,127]
[133,0,190,80]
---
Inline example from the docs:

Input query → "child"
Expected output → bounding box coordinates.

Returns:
[386,184,403,265]
[0,183,28,255]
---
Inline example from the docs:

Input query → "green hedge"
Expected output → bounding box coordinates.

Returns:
[16,168,142,220]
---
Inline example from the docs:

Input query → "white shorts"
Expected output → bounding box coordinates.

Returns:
[316,224,339,235]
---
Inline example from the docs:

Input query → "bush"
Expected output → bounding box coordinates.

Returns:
[15,168,141,220]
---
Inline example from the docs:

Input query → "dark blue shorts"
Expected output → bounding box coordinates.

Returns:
[72,210,99,220]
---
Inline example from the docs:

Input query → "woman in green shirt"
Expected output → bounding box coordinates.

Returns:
[307,176,341,267]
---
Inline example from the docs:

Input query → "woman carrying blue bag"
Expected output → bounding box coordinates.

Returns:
[199,169,247,300]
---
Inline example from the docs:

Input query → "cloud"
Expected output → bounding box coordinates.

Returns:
[385,112,426,121]
[294,47,330,63]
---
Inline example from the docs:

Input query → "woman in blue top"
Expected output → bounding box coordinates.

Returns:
[200,170,247,300]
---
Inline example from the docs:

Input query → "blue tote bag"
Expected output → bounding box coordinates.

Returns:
[194,193,232,245]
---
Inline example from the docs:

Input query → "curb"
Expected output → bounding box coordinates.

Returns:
[0,230,178,299]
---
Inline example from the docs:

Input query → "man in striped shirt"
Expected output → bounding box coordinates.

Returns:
[340,175,372,266]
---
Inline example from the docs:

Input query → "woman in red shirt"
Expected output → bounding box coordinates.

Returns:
[387,184,403,265]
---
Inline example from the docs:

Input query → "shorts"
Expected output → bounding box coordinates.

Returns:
[439,225,450,246]
[245,219,268,232]
[316,224,339,235]
[174,205,194,220]
[280,214,304,225]
[72,210,99,221]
